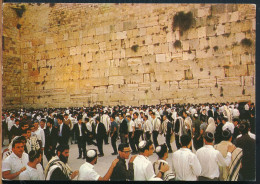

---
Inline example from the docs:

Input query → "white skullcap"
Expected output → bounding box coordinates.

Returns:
[155,146,161,153]
[87,150,96,158]
[194,113,198,117]
[126,113,130,116]
[138,140,146,149]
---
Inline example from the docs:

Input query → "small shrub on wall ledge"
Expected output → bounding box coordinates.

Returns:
[172,11,194,35]
[131,45,139,52]
[173,40,182,49]
[12,5,26,18]
[241,38,252,47]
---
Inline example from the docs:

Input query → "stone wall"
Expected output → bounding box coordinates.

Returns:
[2,3,256,109]
[2,4,22,108]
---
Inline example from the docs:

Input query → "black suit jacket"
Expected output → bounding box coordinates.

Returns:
[73,123,87,140]
[58,123,70,145]
[96,122,106,140]
[119,119,128,135]
[235,134,255,180]
[44,126,58,149]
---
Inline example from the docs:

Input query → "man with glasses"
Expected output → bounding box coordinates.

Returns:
[110,143,135,181]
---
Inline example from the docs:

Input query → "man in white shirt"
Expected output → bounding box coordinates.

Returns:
[78,149,119,180]
[232,107,240,119]
[172,134,201,181]
[222,116,235,135]
[2,137,29,180]
[151,112,161,148]
[132,140,169,180]
[19,150,44,180]
[196,132,236,181]
[126,115,137,154]
[143,115,152,141]
[7,115,15,143]
[133,112,142,149]
[33,120,45,152]
[101,111,110,144]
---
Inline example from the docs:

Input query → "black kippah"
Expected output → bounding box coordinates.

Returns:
[222,129,231,138]
[204,132,214,142]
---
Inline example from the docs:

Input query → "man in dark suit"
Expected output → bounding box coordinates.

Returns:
[119,113,128,143]
[235,121,255,181]
[73,115,87,159]
[57,114,70,146]
[95,116,106,157]
[44,118,58,161]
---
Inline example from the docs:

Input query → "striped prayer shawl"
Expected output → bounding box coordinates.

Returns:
[214,141,243,181]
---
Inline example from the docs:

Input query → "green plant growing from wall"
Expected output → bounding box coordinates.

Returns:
[172,11,194,35]
[12,5,26,18]
[241,38,252,47]
[173,40,182,49]
[131,45,139,52]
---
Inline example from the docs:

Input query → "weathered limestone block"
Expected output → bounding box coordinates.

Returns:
[198,7,210,17]
[230,11,240,22]
[109,76,124,85]
[45,37,53,44]
[199,38,209,50]
[247,64,255,76]
[139,28,147,36]
[216,24,225,36]
[182,40,189,51]
[183,51,195,60]
[156,54,166,63]
[235,32,245,43]
[127,57,142,66]
[142,55,156,64]
[109,67,119,76]
[189,39,199,50]
[197,27,206,38]
[116,31,127,40]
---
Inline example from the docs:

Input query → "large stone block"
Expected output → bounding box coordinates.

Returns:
[109,76,124,85]
[116,31,127,40]
[156,54,166,63]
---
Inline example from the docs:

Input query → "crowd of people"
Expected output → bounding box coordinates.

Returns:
[1,101,256,181]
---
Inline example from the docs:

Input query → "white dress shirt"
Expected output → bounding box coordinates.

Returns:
[196,145,232,179]
[172,148,201,181]
[7,119,15,131]
[59,123,63,136]
[152,118,161,132]
[78,123,82,136]
[144,120,152,133]
[19,164,44,180]
[101,114,110,132]
[78,162,100,180]
[133,155,156,180]
[34,127,45,148]
[86,122,92,132]
[134,118,142,129]
[232,109,240,117]
[128,120,135,133]
[2,152,29,180]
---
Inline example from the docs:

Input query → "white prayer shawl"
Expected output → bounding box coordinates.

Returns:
[206,117,216,134]
[176,117,185,137]
[45,156,73,180]
[184,116,192,135]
